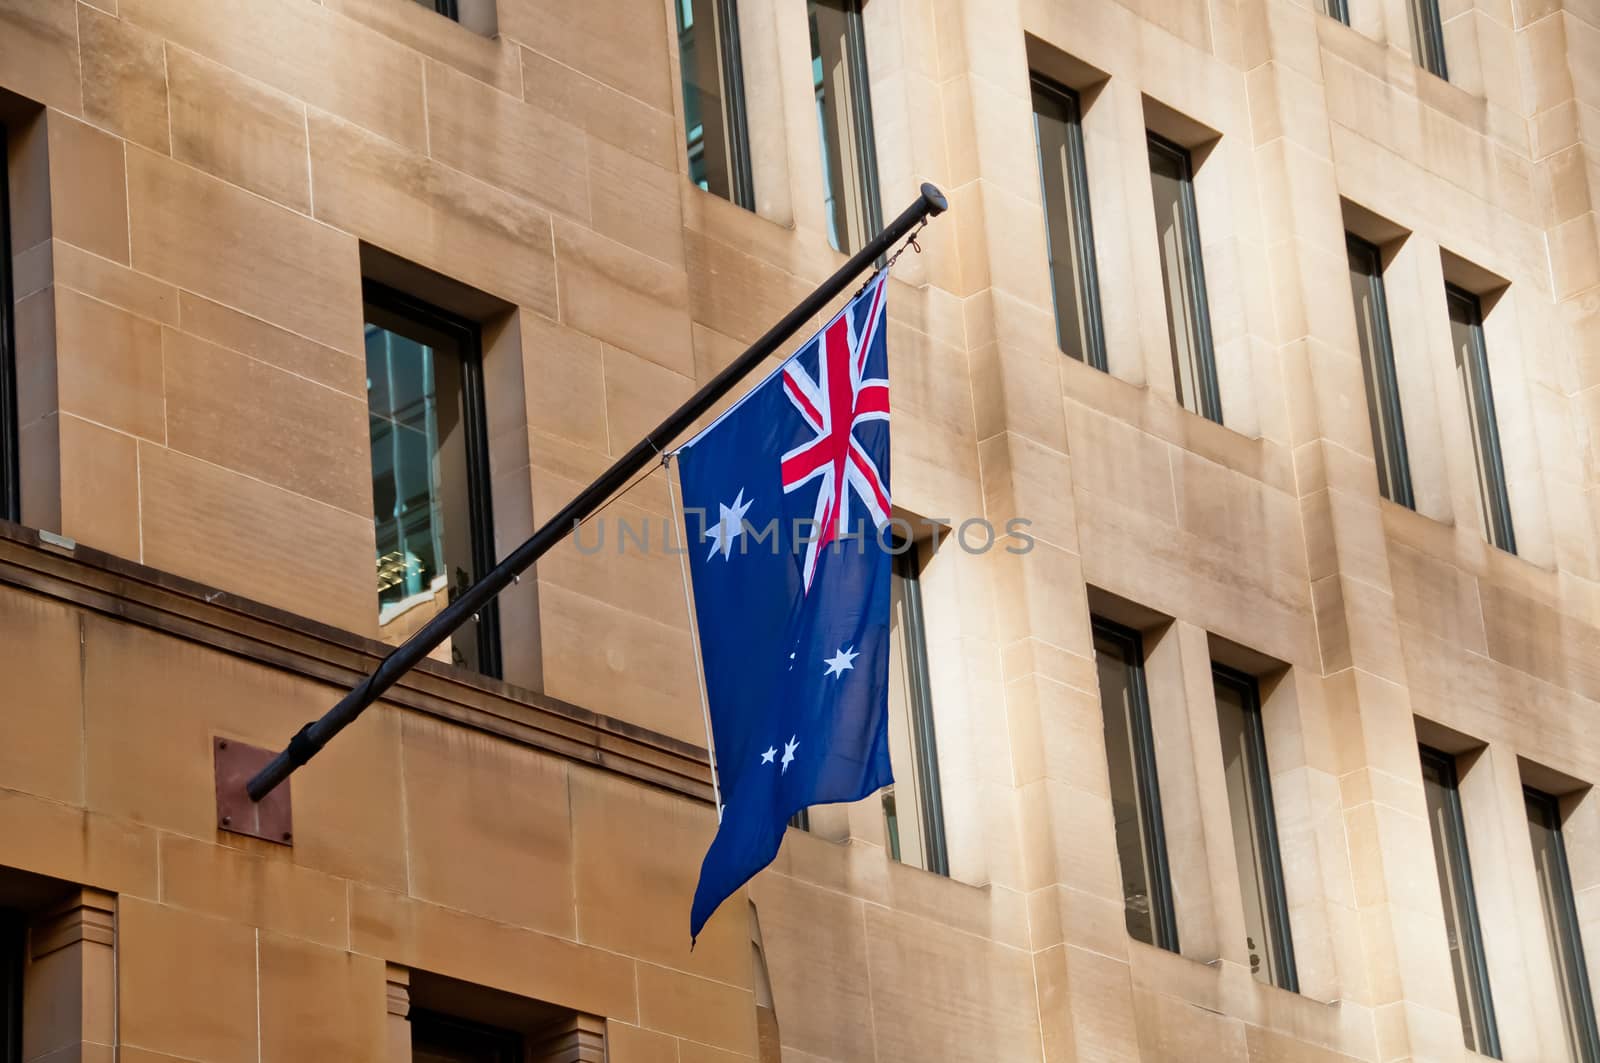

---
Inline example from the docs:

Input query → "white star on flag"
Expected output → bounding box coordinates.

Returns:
[705,488,755,561]
[822,645,859,678]
[781,735,799,774]
[760,746,777,765]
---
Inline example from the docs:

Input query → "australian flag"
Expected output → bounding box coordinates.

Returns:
[678,273,895,942]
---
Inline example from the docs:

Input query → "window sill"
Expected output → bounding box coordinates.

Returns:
[1125,943,1346,1029]
[1059,360,1295,496]
[1379,499,1556,579]
[772,829,1023,947]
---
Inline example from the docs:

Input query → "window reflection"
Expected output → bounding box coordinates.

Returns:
[677,0,754,208]
[364,287,499,677]
[1092,619,1178,951]
[1032,76,1106,369]
[1525,788,1600,1063]
[1148,134,1221,422]
[1213,667,1297,991]
[809,0,881,254]
[1420,747,1500,1057]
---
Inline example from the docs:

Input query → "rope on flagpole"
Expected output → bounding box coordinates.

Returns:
[664,453,724,823]
[850,214,930,300]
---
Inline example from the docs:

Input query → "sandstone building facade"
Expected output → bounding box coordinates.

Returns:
[0,0,1597,1060]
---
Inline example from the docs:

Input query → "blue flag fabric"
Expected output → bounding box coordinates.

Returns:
[678,274,895,941]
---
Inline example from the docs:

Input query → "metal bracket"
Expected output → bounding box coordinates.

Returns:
[214,738,293,845]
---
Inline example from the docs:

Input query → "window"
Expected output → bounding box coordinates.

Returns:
[1420,747,1501,1058]
[0,912,18,1063]
[1147,133,1221,423]
[1445,285,1515,553]
[1092,618,1178,951]
[0,121,18,521]
[417,0,459,19]
[882,542,947,875]
[1213,667,1297,990]
[809,0,882,255]
[1407,0,1448,78]
[364,282,501,677]
[1525,788,1600,1063]
[1346,235,1414,508]
[678,0,755,209]
[411,1009,522,1063]
[1323,0,1350,24]
[1031,75,1107,370]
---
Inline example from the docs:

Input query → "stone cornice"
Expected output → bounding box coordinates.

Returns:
[0,522,713,803]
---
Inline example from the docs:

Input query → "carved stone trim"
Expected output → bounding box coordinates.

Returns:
[386,964,411,1019]
[529,1014,606,1063]
[29,889,115,960]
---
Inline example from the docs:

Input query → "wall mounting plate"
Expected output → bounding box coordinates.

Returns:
[213,737,293,845]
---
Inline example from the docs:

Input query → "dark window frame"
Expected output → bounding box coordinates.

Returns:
[1346,234,1415,509]
[1030,74,1108,371]
[677,0,757,210]
[1212,664,1299,992]
[409,1007,523,1063]
[0,122,20,522]
[1525,787,1600,1063]
[886,541,948,876]
[1445,284,1515,554]
[1323,0,1350,25]
[809,0,884,257]
[1408,0,1449,79]
[1147,132,1223,424]
[362,280,502,680]
[1420,745,1501,1058]
[429,0,461,20]
[1092,616,1180,953]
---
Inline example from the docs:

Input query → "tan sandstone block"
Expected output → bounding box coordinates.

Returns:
[58,414,141,560]
[401,714,576,937]
[54,287,164,443]
[162,327,369,514]
[259,934,386,1063]
[127,146,363,354]
[168,46,311,212]
[118,898,258,1063]
[78,4,171,154]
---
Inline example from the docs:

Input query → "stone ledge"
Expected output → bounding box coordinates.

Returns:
[0,520,713,803]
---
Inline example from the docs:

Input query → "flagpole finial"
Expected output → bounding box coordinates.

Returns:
[919,183,948,216]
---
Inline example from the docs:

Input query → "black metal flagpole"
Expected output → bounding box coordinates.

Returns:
[246,182,948,803]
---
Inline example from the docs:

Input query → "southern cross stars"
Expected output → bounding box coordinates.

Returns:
[705,488,755,561]
[759,737,800,774]
[822,645,859,678]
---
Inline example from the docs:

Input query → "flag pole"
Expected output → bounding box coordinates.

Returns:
[246,183,949,803]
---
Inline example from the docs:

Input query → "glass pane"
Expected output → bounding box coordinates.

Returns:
[1346,236,1412,507]
[1148,136,1218,422]
[678,0,752,207]
[1214,672,1294,989]
[1032,78,1104,368]
[365,305,490,675]
[1447,287,1514,552]
[883,547,946,874]
[1526,790,1600,1063]
[1093,623,1173,949]
[1408,0,1448,77]
[809,0,879,254]
[1420,751,1499,1055]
